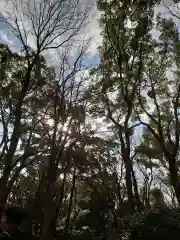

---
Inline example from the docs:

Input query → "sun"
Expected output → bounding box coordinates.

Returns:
[46,118,54,126]
[46,118,71,134]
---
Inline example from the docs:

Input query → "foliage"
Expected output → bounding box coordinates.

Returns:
[126,208,180,240]
[1,0,180,240]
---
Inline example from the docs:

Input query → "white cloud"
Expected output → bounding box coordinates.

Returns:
[0,0,101,68]
[83,4,102,56]
[0,32,14,46]
[0,0,180,67]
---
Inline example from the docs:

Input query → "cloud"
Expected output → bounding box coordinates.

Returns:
[0,32,14,46]
[0,0,101,67]
[43,1,102,67]
[0,0,180,69]
[83,3,102,56]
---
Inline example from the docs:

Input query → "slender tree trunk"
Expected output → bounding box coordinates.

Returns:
[169,157,180,205]
[116,177,123,208]
[0,164,18,206]
[0,61,37,206]
[132,170,143,211]
[0,162,28,206]
[119,130,135,213]
[41,88,59,240]
[64,167,76,236]
[40,176,56,240]
[41,205,55,240]
[124,158,135,213]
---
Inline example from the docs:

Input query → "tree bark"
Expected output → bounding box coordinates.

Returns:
[132,170,144,211]
[0,60,37,206]
[41,206,56,240]
[124,158,135,213]
[40,174,56,240]
[169,157,180,205]
[64,167,76,236]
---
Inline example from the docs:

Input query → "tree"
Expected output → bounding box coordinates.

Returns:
[0,43,57,206]
[0,39,91,240]
[137,14,180,205]
[128,208,180,240]
[0,0,90,207]
[151,188,166,210]
[2,0,180,239]
[90,0,159,213]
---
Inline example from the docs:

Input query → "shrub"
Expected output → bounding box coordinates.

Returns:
[125,208,180,240]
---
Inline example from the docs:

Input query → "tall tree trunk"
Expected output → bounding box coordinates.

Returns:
[132,170,143,211]
[124,158,135,213]
[41,204,56,240]
[0,161,28,206]
[0,170,11,207]
[40,175,56,240]
[0,60,37,206]
[169,157,180,205]
[64,167,76,236]
[41,87,59,240]
[119,130,135,213]
[116,176,123,208]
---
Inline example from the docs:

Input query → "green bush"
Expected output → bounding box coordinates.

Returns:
[124,208,180,240]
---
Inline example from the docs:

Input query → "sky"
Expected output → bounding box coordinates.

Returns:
[0,0,179,139]
[0,0,179,189]
[0,0,102,68]
[0,0,178,71]
[0,0,106,143]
